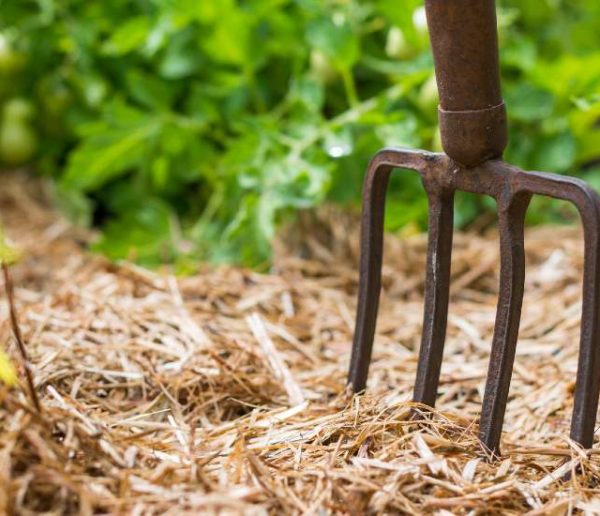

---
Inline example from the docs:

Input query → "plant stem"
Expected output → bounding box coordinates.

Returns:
[2,263,41,413]
[341,67,359,108]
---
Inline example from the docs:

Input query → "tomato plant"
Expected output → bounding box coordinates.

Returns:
[0,0,598,266]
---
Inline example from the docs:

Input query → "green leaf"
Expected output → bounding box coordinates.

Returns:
[290,76,325,112]
[201,10,251,66]
[501,36,537,72]
[375,115,421,148]
[583,168,600,193]
[577,130,600,164]
[531,131,576,172]
[101,16,151,56]
[531,53,600,99]
[62,103,160,191]
[505,84,554,122]
[306,17,359,70]
[126,69,175,110]
[93,198,175,266]
[159,28,203,79]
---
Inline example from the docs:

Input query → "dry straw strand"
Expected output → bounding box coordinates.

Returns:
[0,174,598,514]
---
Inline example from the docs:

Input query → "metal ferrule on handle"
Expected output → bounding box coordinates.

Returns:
[424,0,507,167]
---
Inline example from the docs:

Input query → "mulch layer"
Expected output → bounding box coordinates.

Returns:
[0,174,599,514]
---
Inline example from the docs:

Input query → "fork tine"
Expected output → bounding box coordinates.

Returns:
[566,183,600,448]
[348,149,430,392]
[479,193,531,455]
[348,161,393,392]
[413,187,454,407]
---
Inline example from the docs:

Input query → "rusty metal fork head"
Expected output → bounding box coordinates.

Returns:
[348,0,600,456]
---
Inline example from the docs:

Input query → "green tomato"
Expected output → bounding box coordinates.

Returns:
[310,49,337,83]
[0,35,25,76]
[0,119,37,166]
[412,7,429,38]
[385,27,412,59]
[3,98,34,121]
[417,74,439,113]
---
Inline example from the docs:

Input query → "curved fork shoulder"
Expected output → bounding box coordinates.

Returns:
[368,147,442,172]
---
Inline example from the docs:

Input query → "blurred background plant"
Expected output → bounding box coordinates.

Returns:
[0,0,598,268]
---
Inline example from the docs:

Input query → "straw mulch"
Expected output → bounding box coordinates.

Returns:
[0,174,599,515]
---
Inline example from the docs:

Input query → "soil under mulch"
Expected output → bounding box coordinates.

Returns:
[0,174,599,515]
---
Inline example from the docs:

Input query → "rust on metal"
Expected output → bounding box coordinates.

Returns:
[426,0,507,167]
[348,0,600,456]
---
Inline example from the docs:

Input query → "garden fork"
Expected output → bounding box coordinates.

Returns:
[348,0,600,455]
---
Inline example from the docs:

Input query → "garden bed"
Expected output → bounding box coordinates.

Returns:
[0,174,599,514]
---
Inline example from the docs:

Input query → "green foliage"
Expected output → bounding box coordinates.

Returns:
[0,0,599,266]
